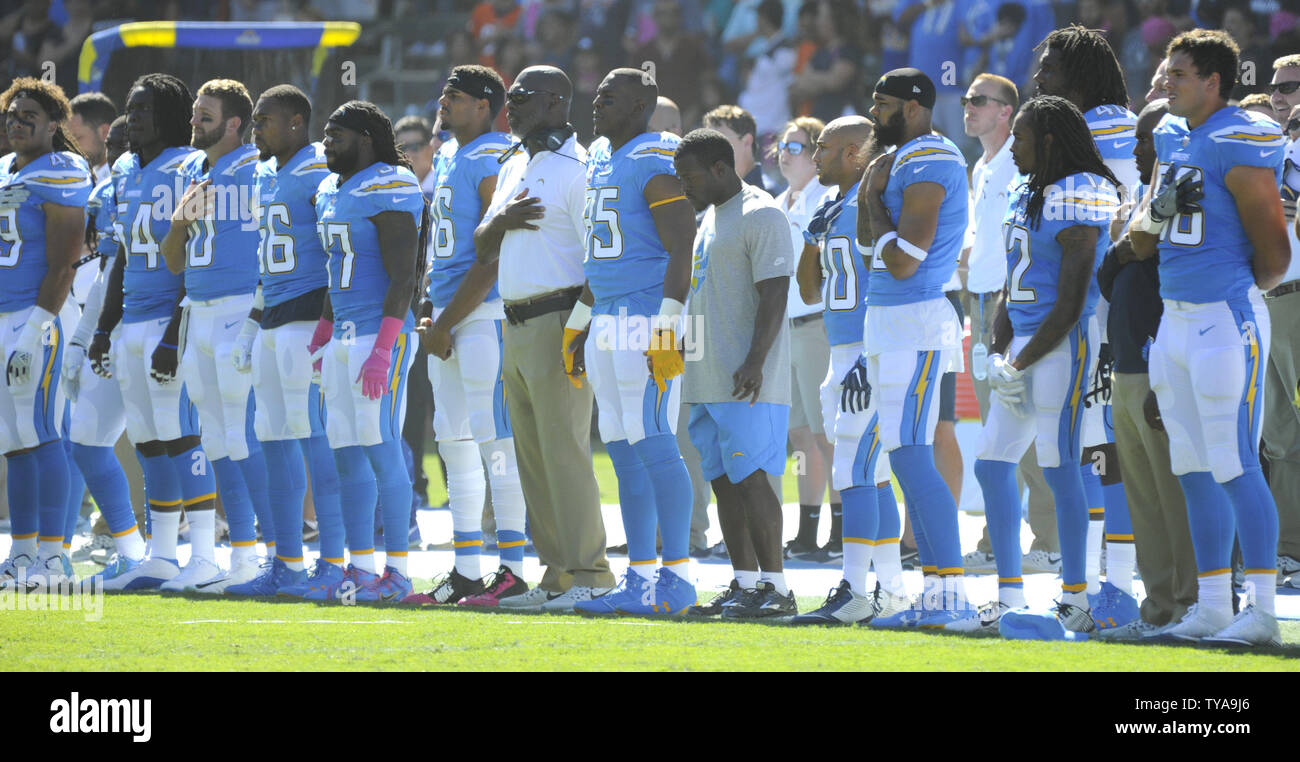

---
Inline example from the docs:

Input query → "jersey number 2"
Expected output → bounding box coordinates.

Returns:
[1006,225,1036,303]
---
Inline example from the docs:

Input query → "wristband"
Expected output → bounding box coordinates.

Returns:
[157,342,177,350]
[16,306,55,350]
[1131,207,1165,235]
[565,300,592,332]
[874,232,897,260]
[653,297,685,333]
[803,230,817,247]
[896,236,929,262]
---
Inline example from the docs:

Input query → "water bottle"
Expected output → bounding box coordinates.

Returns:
[971,341,988,381]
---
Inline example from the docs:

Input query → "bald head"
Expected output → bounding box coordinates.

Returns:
[516,65,573,101]
[822,116,873,147]
[813,116,874,189]
[649,96,681,135]
[593,67,659,142]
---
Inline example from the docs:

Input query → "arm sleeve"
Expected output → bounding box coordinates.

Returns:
[72,262,109,348]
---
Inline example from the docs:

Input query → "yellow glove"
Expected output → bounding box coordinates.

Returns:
[562,326,585,389]
[647,328,683,393]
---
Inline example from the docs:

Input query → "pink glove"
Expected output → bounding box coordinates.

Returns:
[307,318,333,380]
[357,317,402,400]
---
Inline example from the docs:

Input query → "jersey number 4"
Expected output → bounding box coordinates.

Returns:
[584,186,624,260]
[128,203,161,270]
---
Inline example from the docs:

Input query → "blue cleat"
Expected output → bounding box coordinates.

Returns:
[226,558,309,597]
[82,555,143,592]
[648,570,697,616]
[287,559,346,599]
[303,563,377,602]
[357,566,413,603]
[1000,602,1095,641]
[915,606,979,630]
[1088,581,1140,631]
[575,572,651,616]
[869,595,929,628]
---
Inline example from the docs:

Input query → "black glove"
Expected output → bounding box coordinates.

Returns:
[840,355,871,414]
[1143,389,1164,432]
[806,194,846,240]
[1084,342,1114,408]
[89,331,113,379]
[150,340,179,384]
[1150,164,1203,223]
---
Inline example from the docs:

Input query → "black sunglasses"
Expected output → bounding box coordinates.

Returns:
[961,94,1008,107]
[507,88,566,105]
[1269,81,1300,95]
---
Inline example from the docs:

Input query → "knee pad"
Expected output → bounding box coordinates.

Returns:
[440,438,486,528]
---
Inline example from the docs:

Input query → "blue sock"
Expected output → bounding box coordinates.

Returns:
[606,439,658,569]
[974,459,1023,585]
[632,434,692,565]
[238,444,275,548]
[140,453,181,551]
[72,444,135,536]
[303,434,344,563]
[1221,471,1279,572]
[841,485,878,546]
[6,450,39,540]
[211,456,255,546]
[894,472,933,570]
[261,439,307,562]
[875,483,901,542]
[62,437,86,546]
[1042,463,1089,592]
[363,439,412,558]
[889,445,962,573]
[498,529,526,572]
[333,446,377,554]
[1103,482,1132,540]
[1080,462,1105,527]
[33,440,71,549]
[1177,471,1235,573]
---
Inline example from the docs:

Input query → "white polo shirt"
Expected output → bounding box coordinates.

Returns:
[775,177,835,319]
[1281,137,1300,285]
[965,134,1017,295]
[486,134,590,302]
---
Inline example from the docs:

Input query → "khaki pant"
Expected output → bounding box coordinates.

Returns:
[503,308,613,591]
[1112,372,1197,626]
[1262,288,1300,561]
[963,290,1058,553]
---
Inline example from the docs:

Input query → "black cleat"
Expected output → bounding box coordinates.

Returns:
[685,578,741,617]
[721,581,798,619]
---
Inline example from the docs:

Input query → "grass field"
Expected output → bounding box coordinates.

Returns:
[4,582,1299,671]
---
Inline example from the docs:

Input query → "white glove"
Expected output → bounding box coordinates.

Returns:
[0,183,31,210]
[231,317,259,373]
[987,353,1029,416]
[62,341,87,402]
[6,306,53,389]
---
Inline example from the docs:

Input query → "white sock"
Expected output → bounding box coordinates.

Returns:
[1198,572,1232,619]
[1106,541,1135,595]
[115,528,146,560]
[1085,520,1103,594]
[842,540,872,595]
[11,535,37,559]
[351,551,376,573]
[189,509,216,563]
[942,574,969,609]
[284,557,305,571]
[873,541,906,596]
[387,553,407,576]
[762,571,788,596]
[922,573,941,609]
[443,438,486,580]
[38,538,63,559]
[1063,589,1088,609]
[231,543,256,565]
[735,569,759,589]
[999,585,1026,609]
[151,511,180,559]
[1246,572,1275,615]
[661,559,689,583]
[628,562,655,582]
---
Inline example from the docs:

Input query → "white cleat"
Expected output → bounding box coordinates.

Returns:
[191,554,263,595]
[870,585,912,621]
[0,552,36,591]
[497,585,557,611]
[541,585,614,613]
[1144,603,1232,643]
[944,600,1014,634]
[1201,605,1282,648]
[100,556,180,591]
[1021,550,1061,574]
[160,557,224,593]
[961,551,998,575]
[1095,617,1161,642]
[25,555,77,592]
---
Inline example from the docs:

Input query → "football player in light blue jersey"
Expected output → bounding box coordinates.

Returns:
[404,66,531,607]
[960,96,1120,640]
[1128,30,1291,647]
[158,78,275,594]
[0,78,91,592]
[568,68,700,616]
[859,69,973,629]
[311,100,423,603]
[89,73,216,592]
[791,116,909,625]
[227,84,342,598]
[63,116,149,585]
[1034,24,1139,600]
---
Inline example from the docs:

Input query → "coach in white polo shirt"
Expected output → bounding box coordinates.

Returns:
[474,66,615,608]
[956,73,1061,573]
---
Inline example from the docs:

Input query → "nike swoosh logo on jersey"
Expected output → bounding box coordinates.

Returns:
[62,190,76,197]
[224,321,239,330]
[1261,150,1277,157]
[912,166,927,174]
[1111,141,1126,150]
[1199,326,1214,335]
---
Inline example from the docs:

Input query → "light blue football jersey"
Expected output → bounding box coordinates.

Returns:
[868,134,968,306]
[86,174,118,254]
[427,131,512,308]
[254,142,331,308]
[820,182,869,346]
[583,131,680,308]
[1002,172,1118,336]
[113,147,195,322]
[1085,104,1141,195]
[1153,107,1285,303]
[314,162,424,336]
[178,143,261,301]
[0,151,93,313]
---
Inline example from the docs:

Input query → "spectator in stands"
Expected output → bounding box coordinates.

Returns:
[68,92,118,181]
[1095,98,1198,638]
[894,0,967,145]
[0,0,58,79]
[528,6,580,72]
[630,0,715,131]
[788,0,861,124]
[1222,2,1272,98]
[772,115,837,558]
[703,105,771,193]
[738,0,798,141]
[1266,54,1300,586]
[570,37,604,141]
[471,0,523,47]
[33,0,92,95]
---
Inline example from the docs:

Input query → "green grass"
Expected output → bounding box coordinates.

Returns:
[4,588,1298,671]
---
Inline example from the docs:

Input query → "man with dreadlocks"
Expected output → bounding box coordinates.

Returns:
[311,100,423,604]
[965,95,1120,639]
[89,73,216,591]
[0,77,93,592]
[1129,30,1290,647]
[1034,24,1139,610]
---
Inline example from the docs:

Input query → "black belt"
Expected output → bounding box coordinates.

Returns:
[1265,280,1300,299]
[503,286,584,326]
[791,312,824,327]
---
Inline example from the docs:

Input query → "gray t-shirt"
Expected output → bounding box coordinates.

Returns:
[684,184,792,405]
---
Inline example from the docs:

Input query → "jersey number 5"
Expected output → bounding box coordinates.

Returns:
[584,186,624,260]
